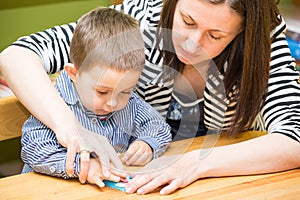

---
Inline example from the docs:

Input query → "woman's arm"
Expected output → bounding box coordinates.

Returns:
[126,133,300,195]
[0,46,76,145]
[0,46,87,176]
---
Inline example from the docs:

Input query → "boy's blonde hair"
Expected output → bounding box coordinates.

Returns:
[70,7,145,72]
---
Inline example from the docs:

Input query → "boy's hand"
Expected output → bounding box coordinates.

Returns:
[121,140,153,166]
[86,158,106,187]
[85,158,126,188]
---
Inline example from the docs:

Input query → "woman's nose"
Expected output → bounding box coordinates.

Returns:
[185,32,202,53]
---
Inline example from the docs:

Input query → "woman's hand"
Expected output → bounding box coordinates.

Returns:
[75,122,127,183]
[125,134,300,195]
[121,140,153,166]
[125,150,202,195]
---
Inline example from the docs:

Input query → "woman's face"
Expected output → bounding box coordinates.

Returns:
[172,0,243,65]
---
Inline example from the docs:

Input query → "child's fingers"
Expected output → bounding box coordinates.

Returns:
[108,173,123,182]
[101,162,128,182]
[125,153,139,165]
[107,149,124,170]
[121,146,136,163]
[88,175,105,188]
[110,168,128,179]
[133,153,152,166]
[94,177,105,188]
[122,148,137,164]
[124,148,151,165]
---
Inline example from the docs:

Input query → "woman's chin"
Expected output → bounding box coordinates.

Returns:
[177,55,193,65]
[178,55,211,66]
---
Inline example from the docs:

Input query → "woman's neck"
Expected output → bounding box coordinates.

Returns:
[173,63,208,99]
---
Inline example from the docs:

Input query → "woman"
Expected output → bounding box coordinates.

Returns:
[0,0,299,194]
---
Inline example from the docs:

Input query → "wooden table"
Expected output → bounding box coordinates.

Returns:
[1,131,300,199]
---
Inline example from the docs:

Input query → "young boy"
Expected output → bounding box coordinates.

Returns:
[21,7,171,187]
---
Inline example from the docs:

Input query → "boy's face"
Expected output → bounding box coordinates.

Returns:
[71,66,140,115]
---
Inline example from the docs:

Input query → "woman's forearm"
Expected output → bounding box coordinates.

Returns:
[197,133,300,178]
[0,46,76,142]
[125,133,300,195]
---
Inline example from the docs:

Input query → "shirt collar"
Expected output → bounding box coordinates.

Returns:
[55,70,80,105]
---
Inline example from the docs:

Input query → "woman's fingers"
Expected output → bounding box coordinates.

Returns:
[65,145,77,176]
[78,126,124,171]
[127,174,179,195]
[107,148,125,170]
[159,179,181,195]
[79,150,91,183]
[124,151,151,166]
[125,172,159,194]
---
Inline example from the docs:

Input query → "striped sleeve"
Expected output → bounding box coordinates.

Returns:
[131,94,172,158]
[263,30,300,142]
[111,0,161,28]
[10,0,162,75]
[21,115,80,178]
[11,23,76,74]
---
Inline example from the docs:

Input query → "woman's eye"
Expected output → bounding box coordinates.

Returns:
[182,16,194,26]
[209,34,221,40]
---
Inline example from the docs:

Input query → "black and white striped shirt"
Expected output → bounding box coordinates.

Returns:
[13,0,300,142]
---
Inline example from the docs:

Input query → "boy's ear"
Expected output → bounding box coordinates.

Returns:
[64,63,78,82]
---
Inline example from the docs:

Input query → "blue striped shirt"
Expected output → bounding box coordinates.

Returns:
[21,70,171,178]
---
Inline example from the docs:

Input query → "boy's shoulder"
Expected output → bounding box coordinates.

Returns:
[129,91,148,105]
[54,70,79,105]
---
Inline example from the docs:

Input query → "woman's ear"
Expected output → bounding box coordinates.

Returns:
[64,63,78,82]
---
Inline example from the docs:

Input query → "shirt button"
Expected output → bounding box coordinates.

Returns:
[91,118,97,123]
[50,166,56,173]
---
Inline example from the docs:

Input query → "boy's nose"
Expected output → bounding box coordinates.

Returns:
[106,98,118,110]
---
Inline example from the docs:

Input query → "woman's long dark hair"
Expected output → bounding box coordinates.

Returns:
[157,0,281,135]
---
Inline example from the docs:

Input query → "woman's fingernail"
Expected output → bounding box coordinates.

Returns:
[137,188,144,195]
[160,189,166,195]
[80,178,86,184]
[125,187,132,193]
[104,170,110,177]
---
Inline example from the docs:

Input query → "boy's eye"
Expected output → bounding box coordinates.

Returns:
[121,91,132,95]
[97,91,108,95]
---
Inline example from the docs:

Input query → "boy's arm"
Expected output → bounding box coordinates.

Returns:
[132,97,172,159]
[21,116,80,179]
